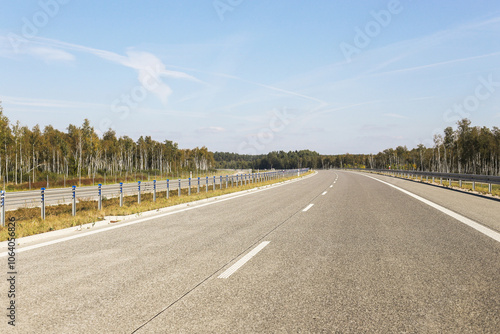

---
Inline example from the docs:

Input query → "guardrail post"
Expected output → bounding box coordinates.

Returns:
[226,175,228,188]
[41,187,46,220]
[459,179,462,188]
[119,183,123,207]
[206,176,208,192]
[220,175,223,189]
[198,177,200,193]
[138,181,141,204]
[432,176,435,183]
[98,184,102,210]
[153,180,157,202]
[213,176,216,191]
[1,191,5,227]
[178,179,181,197]
[70,185,77,216]
[231,175,234,187]
[448,178,451,187]
[236,175,239,186]
[472,181,475,191]
[440,177,443,185]
[188,178,191,196]
[488,183,492,194]
[167,179,170,199]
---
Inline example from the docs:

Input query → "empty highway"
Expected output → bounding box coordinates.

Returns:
[1,170,499,333]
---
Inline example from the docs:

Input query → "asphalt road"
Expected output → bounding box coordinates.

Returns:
[1,170,499,333]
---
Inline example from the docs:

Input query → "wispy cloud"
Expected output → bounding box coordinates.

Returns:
[366,15,500,76]
[1,36,203,106]
[31,37,201,81]
[2,96,106,109]
[378,51,500,76]
[197,126,226,134]
[0,35,74,62]
[36,37,204,105]
[383,113,407,119]
[168,64,328,105]
[27,46,74,62]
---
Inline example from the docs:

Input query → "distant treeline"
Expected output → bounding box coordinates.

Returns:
[216,119,500,176]
[214,150,322,170]
[325,119,499,175]
[1,98,498,187]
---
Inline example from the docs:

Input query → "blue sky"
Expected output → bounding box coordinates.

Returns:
[1,0,500,154]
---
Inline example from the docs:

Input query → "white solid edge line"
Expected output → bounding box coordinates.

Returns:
[321,191,327,195]
[362,174,500,243]
[303,204,314,212]
[218,241,270,279]
[0,173,317,258]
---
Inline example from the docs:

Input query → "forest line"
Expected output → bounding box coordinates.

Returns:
[1,99,498,192]
[216,118,500,176]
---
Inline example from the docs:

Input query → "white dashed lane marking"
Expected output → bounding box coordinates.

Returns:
[302,204,314,212]
[218,241,270,279]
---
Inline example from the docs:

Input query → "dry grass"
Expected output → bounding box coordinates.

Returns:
[0,171,313,241]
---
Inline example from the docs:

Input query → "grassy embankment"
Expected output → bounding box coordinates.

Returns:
[0,171,313,241]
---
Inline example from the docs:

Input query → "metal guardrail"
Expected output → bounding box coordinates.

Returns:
[348,168,499,193]
[0,169,309,226]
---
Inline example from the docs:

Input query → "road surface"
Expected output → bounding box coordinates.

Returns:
[1,170,499,333]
